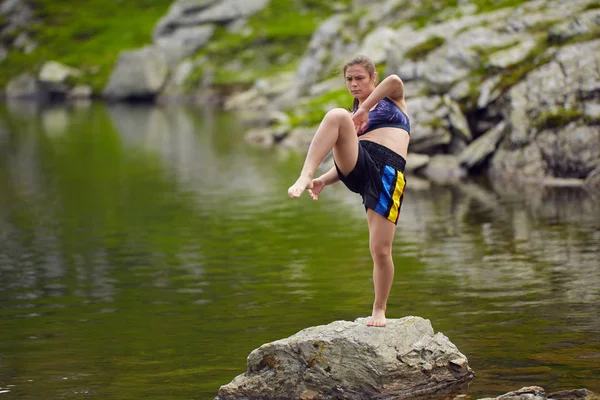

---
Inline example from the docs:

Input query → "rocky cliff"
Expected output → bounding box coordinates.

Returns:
[2,0,599,186]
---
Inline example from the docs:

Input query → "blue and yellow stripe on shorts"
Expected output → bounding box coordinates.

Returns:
[374,165,406,224]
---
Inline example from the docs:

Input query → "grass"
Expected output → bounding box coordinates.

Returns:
[404,36,446,61]
[535,109,583,130]
[184,0,350,90]
[493,38,554,93]
[583,1,600,10]
[1,0,349,94]
[472,0,531,13]
[0,0,174,92]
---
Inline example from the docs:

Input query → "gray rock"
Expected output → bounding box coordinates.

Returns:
[444,95,472,142]
[495,386,546,400]
[280,127,316,150]
[421,155,467,183]
[477,76,502,109]
[155,25,215,66]
[103,46,169,100]
[4,73,38,99]
[584,101,600,120]
[0,46,8,62]
[405,153,430,173]
[67,85,93,100]
[295,15,347,95]
[38,61,81,84]
[0,0,23,15]
[407,96,452,153]
[423,26,517,92]
[459,121,506,170]
[13,32,37,53]
[548,9,600,44]
[216,316,473,400]
[536,123,600,179]
[493,39,600,182]
[548,388,598,400]
[154,0,268,38]
[487,38,537,69]
[245,127,277,147]
[490,142,547,181]
[358,27,396,64]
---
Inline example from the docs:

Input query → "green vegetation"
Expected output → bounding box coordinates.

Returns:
[472,0,531,13]
[1,0,349,93]
[186,0,350,90]
[0,0,173,92]
[404,36,446,61]
[583,1,600,10]
[493,38,553,94]
[288,87,351,127]
[535,108,583,130]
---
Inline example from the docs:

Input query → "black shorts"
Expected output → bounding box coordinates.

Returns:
[335,140,407,224]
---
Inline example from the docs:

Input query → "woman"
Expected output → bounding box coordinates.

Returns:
[287,55,410,327]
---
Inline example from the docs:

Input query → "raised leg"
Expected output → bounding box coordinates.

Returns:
[288,108,358,198]
[366,209,397,327]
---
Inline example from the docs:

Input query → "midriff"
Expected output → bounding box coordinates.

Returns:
[359,127,409,159]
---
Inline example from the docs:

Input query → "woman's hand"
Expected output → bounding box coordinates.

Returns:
[308,178,325,201]
[352,107,369,135]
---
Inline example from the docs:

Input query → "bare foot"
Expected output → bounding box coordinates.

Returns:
[367,309,386,327]
[288,175,313,198]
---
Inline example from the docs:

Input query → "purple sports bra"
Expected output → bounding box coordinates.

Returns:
[357,97,410,136]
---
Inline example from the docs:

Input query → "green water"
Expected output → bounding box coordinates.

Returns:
[0,102,598,400]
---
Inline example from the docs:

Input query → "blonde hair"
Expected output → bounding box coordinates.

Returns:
[342,55,377,112]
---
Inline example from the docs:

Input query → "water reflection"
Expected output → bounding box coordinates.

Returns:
[0,101,598,400]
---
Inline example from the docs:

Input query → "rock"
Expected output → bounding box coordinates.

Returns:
[103,46,169,101]
[422,26,517,92]
[490,141,547,181]
[493,39,600,181]
[358,27,396,64]
[295,15,346,95]
[477,76,502,109]
[155,25,215,66]
[548,9,600,45]
[407,96,452,153]
[154,0,268,38]
[487,38,537,69]
[421,155,467,183]
[0,0,22,15]
[13,32,37,53]
[245,124,290,148]
[459,121,506,170]
[38,61,81,84]
[216,316,473,400]
[495,386,546,400]
[443,95,472,142]
[548,388,598,400]
[67,85,93,100]
[405,153,430,173]
[536,123,600,179]
[4,73,38,99]
[280,127,316,150]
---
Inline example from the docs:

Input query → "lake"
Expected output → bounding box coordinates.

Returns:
[0,101,598,400]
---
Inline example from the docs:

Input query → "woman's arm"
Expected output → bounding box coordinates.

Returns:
[353,74,405,132]
[309,166,339,201]
[319,166,340,186]
[360,74,405,111]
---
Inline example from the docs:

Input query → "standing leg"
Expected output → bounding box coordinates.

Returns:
[288,108,358,198]
[366,209,397,327]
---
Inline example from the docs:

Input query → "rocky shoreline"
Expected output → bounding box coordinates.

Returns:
[2,0,599,188]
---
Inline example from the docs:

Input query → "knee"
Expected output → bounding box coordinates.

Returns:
[324,108,351,124]
[370,241,392,263]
